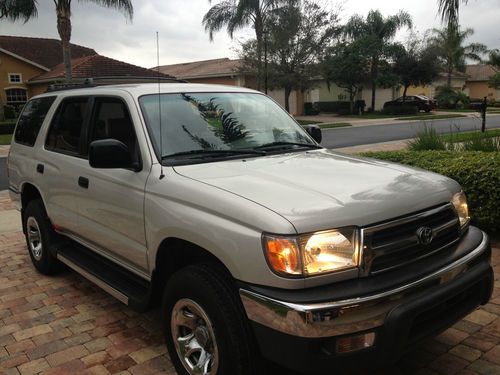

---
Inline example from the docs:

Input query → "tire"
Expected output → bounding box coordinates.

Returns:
[23,199,62,275]
[162,263,259,375]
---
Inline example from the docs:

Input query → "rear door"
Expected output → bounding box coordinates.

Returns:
[76,95,150,275]
[40,96,91,234]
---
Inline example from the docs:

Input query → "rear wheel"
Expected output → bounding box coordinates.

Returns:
[23,200,62,275]
[162,263,259,375]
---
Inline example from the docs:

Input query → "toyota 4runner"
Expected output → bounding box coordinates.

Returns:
[7,83,493,375]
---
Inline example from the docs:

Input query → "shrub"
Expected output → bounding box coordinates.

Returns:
[461,135,500,152]
[315,101,351,113]
[0,122,16,135]
[407,125,447,151]
[3,105,16,120]
[360,151,500,234]
[381,105,418,115]
[435,86,469,109]
[304,102,320,115]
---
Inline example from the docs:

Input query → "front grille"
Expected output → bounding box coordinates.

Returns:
[362,204,461,275]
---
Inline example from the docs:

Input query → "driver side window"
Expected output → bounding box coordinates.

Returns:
[87,97,140,165]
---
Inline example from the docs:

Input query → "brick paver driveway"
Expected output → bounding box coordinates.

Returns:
[1,190,499,375]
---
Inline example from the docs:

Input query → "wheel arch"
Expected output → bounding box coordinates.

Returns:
[152,237,235,301]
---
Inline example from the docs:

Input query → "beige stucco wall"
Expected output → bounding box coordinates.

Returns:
[466,82,497,101]
[0,52,46,106]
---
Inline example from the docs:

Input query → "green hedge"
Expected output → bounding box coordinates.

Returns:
[381,105,419,115]
[360,151,500,234]
[315,101,351,114]
[0,121,16,135]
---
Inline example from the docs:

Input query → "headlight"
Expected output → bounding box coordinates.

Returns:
[263,228,359,277]
[451,191,470,228]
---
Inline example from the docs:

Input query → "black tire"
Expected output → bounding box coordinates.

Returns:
[23,199,62,275]
[162,263,259,375]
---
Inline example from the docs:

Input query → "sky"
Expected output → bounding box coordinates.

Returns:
[0,0,498,69]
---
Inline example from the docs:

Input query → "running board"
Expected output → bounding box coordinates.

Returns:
[56,242,152,311]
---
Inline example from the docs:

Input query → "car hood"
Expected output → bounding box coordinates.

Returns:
[173,149,460,233]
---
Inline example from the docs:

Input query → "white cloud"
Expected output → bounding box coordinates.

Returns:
[0,0,498,69]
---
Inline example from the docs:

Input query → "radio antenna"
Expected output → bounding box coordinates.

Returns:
[157,31,165,179]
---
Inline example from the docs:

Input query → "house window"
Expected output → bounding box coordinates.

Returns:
[8,73,22,84]
[6,88,28,105]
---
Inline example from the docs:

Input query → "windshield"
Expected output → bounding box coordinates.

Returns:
[139,92,315,163]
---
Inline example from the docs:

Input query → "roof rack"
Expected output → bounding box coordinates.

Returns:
[45,76,188,93]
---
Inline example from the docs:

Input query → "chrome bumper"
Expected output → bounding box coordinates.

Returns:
[240,231,490,338]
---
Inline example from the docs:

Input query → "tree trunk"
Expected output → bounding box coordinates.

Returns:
[284,86,292,113]
[56,1,72,81]
[447,69,452,87]
[370,57,378,112]
[402,85,409,103]
[254,17,263,91]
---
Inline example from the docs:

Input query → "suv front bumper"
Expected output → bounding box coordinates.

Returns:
[239,227,493,373]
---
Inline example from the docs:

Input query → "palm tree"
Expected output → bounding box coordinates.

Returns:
[344,10,412,111]
[438,0,468,26]
[4,0,133,81]
[431,25,487,87]
[55,0,133,81]
[202,0,292,91]
[0,0,37,22]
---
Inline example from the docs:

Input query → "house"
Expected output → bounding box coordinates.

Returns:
[157,57,410,114]
[400,71,469,100]
[0,35,96,111]
[465,65,499,101]
[28,54,174,96]
[156,58,306,115]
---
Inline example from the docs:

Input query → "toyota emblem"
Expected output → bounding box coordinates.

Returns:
[417,226,434,245]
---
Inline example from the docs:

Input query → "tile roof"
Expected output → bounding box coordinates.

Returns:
[29,54,174,82]
[156,58,244,79]
[466,65,498,81]
[0,35,96,69]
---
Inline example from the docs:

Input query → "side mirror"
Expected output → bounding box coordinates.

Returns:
[89,139,133,170]
[304,125,322,144]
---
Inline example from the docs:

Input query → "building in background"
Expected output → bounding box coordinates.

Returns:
[465,65,499,101]
[0,35,96,113]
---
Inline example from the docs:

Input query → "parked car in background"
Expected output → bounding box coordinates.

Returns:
[384,95,437,112]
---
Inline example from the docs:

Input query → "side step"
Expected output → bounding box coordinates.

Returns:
[56,242,152,311]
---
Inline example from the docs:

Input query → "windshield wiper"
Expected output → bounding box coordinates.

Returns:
[162,149,266,160]
[253,142,323,150]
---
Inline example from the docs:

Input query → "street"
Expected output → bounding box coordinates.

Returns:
[320,114,500,148]
[1,115,500,191]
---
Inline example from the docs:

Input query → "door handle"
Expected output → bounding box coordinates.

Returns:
[36,164,44,174]
[78,177,89,189]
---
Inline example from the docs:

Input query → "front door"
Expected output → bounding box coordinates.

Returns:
[76,96,150,275]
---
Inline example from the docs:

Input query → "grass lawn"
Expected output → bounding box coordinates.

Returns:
[317,122,351,129]
[395,114,467,121]
[440,128,500,143]
[343,112,399,119]
[296,119,323,125]
[0,134,12,145]
[436,108,500,113]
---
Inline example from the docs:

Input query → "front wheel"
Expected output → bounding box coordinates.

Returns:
[162,263,259,375]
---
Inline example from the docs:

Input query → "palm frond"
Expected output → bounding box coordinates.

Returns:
[79,0,133,20]
[438,0,468,25]
[202,1,239,40]
[0,0,38,22]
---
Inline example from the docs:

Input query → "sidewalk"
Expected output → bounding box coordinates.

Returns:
[0,145,9,158]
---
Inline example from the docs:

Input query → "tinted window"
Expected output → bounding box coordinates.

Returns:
[88,98,139,163]
[46,98,90,155]
[14,97,56,147]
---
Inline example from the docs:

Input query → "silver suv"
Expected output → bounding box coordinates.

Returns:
[8,83,493,375]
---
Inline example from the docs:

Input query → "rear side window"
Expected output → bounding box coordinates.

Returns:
[14,97,56,146]
[45,97,90,155]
